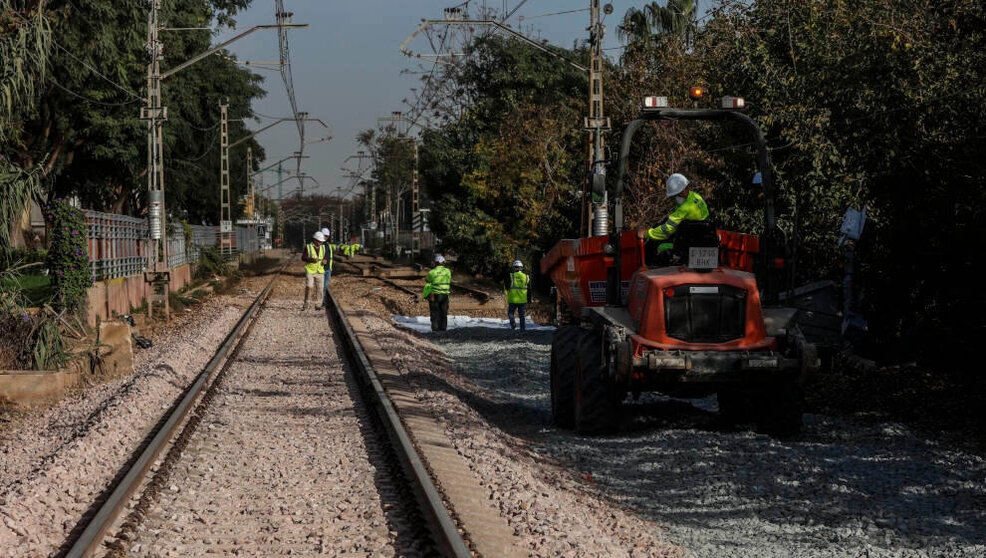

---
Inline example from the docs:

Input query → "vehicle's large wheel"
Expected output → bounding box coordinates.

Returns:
[755,380,804,438]
[550,326,580,428]
[574,329,623,435]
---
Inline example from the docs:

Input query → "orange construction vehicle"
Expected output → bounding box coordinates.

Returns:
[542,95,820,437]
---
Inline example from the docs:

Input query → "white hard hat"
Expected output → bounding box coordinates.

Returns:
[666,173,689,197]
[321,228,330,238]
[313,231,325,242]
[512,260,523,268]
[434,254,446,264]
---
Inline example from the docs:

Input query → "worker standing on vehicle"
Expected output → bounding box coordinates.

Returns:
[319,228,335,300]
[301,231,328,310]
[504,260,530,331]
[645,173,710,253]
[422,254,451,331]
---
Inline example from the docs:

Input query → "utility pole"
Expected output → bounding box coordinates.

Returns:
[221,113,325,258]
[138,6,308,312]
[142,0,170,319]
[247,146,255,220]
[586,0,612,238]
[219,100,233,260]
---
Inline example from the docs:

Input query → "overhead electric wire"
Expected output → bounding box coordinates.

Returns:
[519,7,589,21]
[171,131,221,164]
[46,77,141,106]
[51,39,143,101]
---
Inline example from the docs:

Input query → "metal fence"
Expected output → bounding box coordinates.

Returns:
[84,210,262,281]
[85,210,147,282]
[167,224,221,268]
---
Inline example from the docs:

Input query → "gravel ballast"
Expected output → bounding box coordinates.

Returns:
[0,276,271,556]
[117,278,406,557]
[429,327,986,558]
[340,275,986,557]
[341,277,686,557]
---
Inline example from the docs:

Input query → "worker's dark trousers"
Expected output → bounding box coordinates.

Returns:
[508,303,527,331]
[429,294,449,331]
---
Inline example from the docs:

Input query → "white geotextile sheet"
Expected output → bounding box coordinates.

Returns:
[391,314,554,332]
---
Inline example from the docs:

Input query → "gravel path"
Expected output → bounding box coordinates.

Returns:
[427,327,986,558]
[116,277,413,557]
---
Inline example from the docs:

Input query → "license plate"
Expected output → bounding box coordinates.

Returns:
[690,286,719,294]
[746,358,779,368]
[688,247,718,269]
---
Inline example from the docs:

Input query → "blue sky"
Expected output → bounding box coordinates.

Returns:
[218,1,713,198]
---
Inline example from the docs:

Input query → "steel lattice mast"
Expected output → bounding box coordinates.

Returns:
[274,1,306,181]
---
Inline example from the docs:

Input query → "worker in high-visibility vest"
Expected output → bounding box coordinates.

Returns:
[645,173,710,253]
[503,260,531,331]
[319,228,335,302]
[301,231,328,310]
[421,254,451,331]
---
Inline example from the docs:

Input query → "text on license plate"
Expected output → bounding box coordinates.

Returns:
[688,247,718,269]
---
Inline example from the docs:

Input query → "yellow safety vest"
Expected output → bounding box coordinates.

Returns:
[305,243,325,274]
[506,271,530,304]
[422,266,451,298]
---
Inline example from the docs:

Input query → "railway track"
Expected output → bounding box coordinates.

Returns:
[336,256,492,303]
[58,262,506,557]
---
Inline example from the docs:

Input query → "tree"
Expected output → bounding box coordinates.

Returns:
[416,34,588,274]
[0,0,50,249]
[618,1,698,49]
[7,0,265,225]
[695,0,986,365]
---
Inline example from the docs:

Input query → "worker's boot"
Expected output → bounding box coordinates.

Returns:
[302,287,309,310]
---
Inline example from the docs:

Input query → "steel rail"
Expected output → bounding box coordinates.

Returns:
[451,283,491,303]
[65,265,286,558]
[323,290,472,558]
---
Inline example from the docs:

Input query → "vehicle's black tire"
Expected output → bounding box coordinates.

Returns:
[755,380,804,438]
[717,388,756,425]
[574,329,623,435]
[550,326,580,428]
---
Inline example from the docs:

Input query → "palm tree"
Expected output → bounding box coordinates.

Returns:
[617,6,656,48]
[618,1,699,48]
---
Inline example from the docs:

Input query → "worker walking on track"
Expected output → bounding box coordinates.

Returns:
[320,228,335,302]
[504,260,531,331]
[422,254,451,332]
[301,231,328,311]
[645,173,710,253]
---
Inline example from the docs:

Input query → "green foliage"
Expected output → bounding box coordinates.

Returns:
[9,0,264,224]
[0,263,65,370]
[29,316,66,370]
[0,1,50,249]
[1,247,46,269]
[0,272,51,305]
[618,1,698,49]
[694,0,986,362]
[44,198,90,311]
[416,35,588,274]
[194,245,232,279]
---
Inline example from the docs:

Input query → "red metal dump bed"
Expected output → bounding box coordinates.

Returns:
[540,232,643,317]
[541,230,761,317]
